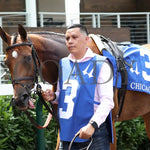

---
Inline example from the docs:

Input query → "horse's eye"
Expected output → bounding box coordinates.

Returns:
[25,55,32,63]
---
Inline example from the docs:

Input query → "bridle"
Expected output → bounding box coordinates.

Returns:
[5,35,59,129]
[6,40,42,91]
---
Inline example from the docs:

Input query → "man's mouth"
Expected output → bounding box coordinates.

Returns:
[68,46,75,50]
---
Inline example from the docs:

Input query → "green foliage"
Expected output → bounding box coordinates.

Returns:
[0,95,58,150]
[1,95,150,150]
[45,118,58,150]
[116,117,150,150]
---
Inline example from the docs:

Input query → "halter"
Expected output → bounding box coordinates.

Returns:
[6,43,32,51]
[5,36,59,129]
[6,39,43,91]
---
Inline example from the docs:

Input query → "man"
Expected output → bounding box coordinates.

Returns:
[43,24,114,150]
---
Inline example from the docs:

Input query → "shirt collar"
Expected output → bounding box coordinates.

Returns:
[68,48,95,62]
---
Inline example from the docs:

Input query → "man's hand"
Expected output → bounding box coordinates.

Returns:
[79,123,95,139]
[42,89,55,101]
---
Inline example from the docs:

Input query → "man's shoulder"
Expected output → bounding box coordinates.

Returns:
[59,57,72,67]
[94,53,107,61]
[60,57,69,62]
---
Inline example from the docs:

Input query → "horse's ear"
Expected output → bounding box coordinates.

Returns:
[0,27,11,45]
[18,24,27,41]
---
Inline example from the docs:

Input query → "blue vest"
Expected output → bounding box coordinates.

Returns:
[58,55,113,143]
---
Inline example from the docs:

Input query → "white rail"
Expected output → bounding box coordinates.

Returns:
[0,12,150,85]
[0,54,10,84]
[0,83,52,96]
[0,12,27,27]
[0,11,149,45]
[38,12,150,44]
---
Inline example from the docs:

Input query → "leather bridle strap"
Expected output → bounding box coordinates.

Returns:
[5,39,59,128]
[24,87,60,129]
[12,77,34,87]
[6,43,32,51]
[6,41,37,88]
[36,86,60,128]
[6,40,43,88]
[25,110,52,129]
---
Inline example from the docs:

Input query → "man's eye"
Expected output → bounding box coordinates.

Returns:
[66,37,70,41]
[73,36,77,39]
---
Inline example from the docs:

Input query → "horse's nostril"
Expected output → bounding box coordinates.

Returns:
[20,95,24,102]
[20,94,28,102]
[11,98,16,106]
[20,94,29,104]
[11,93,29,108]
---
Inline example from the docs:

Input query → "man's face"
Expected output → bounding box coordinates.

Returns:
[65,28,88,56]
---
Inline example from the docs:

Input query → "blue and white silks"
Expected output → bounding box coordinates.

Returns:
[103,44,150,94]
[58,55,113,143]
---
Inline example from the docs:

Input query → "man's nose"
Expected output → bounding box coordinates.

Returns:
[68,38,73,43]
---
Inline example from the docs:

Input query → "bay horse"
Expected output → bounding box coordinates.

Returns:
[0,24,150,150]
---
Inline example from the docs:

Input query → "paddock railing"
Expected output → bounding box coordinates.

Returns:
[0,12,149,45]
[38,12,150,45]
[0,12,150,84]
[0,54,10,84]
[0,12,27,27]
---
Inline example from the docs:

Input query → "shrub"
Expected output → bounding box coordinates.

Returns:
[0,95,150,150]
[0,95,58,150]
[116,117,150,150]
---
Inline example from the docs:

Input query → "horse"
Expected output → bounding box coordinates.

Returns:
[0,24,150,150]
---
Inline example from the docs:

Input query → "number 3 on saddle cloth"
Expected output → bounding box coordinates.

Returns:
[103,43,150,95]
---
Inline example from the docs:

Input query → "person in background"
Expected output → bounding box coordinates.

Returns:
[42,24,114,150]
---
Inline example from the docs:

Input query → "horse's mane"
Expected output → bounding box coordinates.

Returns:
[11,31,66,45]
[28,31,66,43]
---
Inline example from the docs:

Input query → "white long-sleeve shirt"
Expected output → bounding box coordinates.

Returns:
[55,48,114,127]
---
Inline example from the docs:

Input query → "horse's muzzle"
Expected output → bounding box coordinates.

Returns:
[11,93,29,110]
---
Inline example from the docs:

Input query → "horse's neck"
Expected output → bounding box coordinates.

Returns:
[29,34,68,86]
[29,34,101,87]
[30,34,68,61]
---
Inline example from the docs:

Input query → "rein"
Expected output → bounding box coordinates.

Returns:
[25,84,59,129]
[6,38,59,129]
[68,133,93,150]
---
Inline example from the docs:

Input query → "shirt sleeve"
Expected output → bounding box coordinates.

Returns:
[90,59,114,127]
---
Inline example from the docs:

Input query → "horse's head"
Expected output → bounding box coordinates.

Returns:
[0,24,38,110]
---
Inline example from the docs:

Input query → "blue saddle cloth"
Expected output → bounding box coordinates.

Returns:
[103,44,150,95]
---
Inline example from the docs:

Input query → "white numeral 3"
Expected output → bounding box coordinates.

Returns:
[59,80,79,119]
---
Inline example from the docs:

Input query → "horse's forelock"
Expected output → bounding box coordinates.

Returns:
[12,33,18,44]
